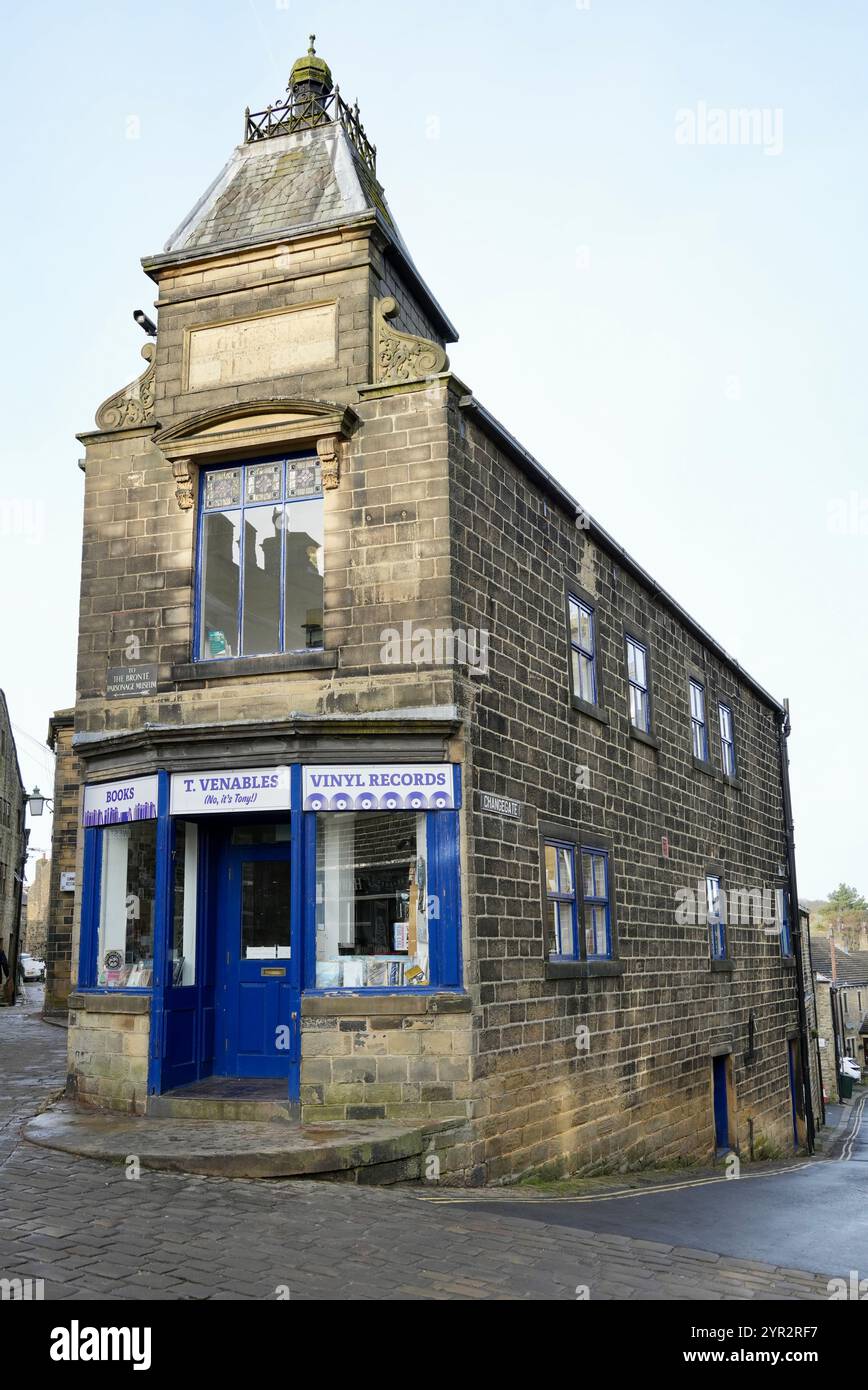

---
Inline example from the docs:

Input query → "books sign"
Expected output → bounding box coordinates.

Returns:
[82,776,159,827]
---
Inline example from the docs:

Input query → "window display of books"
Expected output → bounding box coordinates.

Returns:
[315,956,429,988]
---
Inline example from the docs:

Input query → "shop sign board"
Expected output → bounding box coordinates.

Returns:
[170,768,291,815]
[82,776,159,827]
[302,764,457,812]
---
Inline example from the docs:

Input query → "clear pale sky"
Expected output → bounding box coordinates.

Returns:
[1,0,865,896]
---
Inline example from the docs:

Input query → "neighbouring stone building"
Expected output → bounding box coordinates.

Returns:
[0,690,26,996]
[811,935,868,1100]
[23,854,50,958]
[44,709,78,1018]
[64,42,813,1181]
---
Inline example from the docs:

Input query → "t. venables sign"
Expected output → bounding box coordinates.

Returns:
[169,768,291,815]
[302,764,458,812]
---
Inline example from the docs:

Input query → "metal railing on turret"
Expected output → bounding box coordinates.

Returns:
[244,86,377,175]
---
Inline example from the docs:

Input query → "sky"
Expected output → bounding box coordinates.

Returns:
[0,0,865,897]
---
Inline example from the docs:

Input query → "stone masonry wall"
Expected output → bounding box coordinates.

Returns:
[300,994,472,1141]
[447,389,802,1181]
[44,711,78,1017]
[67,994,150,1115]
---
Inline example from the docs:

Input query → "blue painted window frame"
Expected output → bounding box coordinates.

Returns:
[77,772,170,994]
[544,840,579,958]
[193,452,324,662]
[626,636,651,734]
[581,847,612,959]
[690,679,709,761]
[706,874,727,960]
[544,840,613,961]
[301,767,464,994]
[568,595,598,706]
[719,702,736,777]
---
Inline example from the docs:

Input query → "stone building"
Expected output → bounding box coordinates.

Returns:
[0,690,26,995]
[811,936,868,1100]
[23,854,50,958]
[65,42,812,1180]
[44,709,78,1018]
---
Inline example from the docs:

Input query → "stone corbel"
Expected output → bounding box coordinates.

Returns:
[374,297,449,384]
[94,343,157,431]
[316,434,342,490]
[172,457,196,510]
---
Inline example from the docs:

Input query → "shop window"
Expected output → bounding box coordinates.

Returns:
[315,812,430,987]
[170,821,198,986]
[197,456,324,660]
[96,822,157,987]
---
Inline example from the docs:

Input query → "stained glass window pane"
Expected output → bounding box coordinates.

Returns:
[288,462,323,498]
[246,463,282,503]
[204,468,241,510]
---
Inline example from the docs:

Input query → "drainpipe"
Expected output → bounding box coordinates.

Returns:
[778,700,815,1152]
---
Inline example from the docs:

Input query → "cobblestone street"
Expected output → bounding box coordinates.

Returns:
[0,1001,847,1301]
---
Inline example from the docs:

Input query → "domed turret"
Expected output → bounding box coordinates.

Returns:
[289,35,333,101]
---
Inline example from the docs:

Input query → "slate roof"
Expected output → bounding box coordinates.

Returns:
[811,936,868,985]
[152,119,456,342]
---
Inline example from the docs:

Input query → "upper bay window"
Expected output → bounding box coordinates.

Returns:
[197,456,324,661]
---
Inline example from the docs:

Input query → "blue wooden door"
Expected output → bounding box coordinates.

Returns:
[712,1055,730,1150]
[215,839,299,1085]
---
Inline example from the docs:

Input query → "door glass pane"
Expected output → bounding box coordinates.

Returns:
[170,822,198,986]
[201,510,240,657]
[241,861,291,959]
[241,506,282,655]
[97,822,156,987]
[284,498,324,650]
[231,822,291,845]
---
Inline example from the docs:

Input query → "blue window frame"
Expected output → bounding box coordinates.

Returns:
[544,841,613,960]
[568,595,597,706]
[719,702,736,777]
[706,874,726,960]
[626,637,650,733]
[195,454,324,661]
[690,679,708,761]
[544,840,578,957]
[582,848,611,958]
[777,887,793,957]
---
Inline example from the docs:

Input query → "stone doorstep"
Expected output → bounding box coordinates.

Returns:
[22,1101,462,1184]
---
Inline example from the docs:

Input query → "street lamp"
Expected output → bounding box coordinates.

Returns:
[27,787,52,817]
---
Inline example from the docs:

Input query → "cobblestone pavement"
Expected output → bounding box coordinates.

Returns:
[0,1002,843,1301]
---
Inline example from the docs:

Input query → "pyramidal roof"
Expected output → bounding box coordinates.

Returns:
[148,38,457,341]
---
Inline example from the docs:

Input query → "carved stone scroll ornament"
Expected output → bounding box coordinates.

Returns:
[316,434,341,489]
[94,343,157,431]
[172,458,196,510]
[374,297,449,384]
